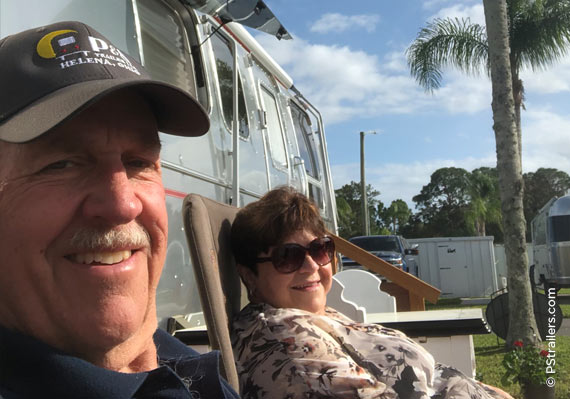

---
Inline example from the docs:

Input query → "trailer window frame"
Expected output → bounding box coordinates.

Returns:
[209,28,250,140]
[135,0,203,106]
[550,215,570,243]
[259,83,289,170]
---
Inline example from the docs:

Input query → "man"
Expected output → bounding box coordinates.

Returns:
[0,21,238,398]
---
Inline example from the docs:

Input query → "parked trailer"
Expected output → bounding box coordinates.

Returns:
[532,194,570,289]
[0,0,338,328]
[408,236,499,298]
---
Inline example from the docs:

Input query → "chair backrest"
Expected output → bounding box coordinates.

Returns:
[333,269,397,313]
[182,194,244,392]
[326,278,367,322]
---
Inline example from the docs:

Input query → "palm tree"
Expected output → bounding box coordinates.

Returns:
[466,168,502,237]
[406,0,570,345]
[406,0,570,159]
[384,199,411,234]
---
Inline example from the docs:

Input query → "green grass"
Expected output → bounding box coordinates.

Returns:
[426,298,570,397]
[474,334,569,399]
[426,297,487,311]
[426,297,462,309]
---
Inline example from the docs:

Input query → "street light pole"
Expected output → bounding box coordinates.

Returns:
[360,130,376,236]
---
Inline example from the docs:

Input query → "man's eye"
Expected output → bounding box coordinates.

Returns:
[126,158,156,170]
[40,160,75,172]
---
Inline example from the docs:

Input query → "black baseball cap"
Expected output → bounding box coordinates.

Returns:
[0,21,210,143]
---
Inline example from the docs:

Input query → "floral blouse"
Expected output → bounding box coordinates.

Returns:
[231,303,507,399]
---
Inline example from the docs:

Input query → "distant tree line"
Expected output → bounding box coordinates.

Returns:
[335,167,570,242]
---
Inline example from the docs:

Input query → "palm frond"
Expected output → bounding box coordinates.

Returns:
[406,18,489,92]
[510,0,570,71]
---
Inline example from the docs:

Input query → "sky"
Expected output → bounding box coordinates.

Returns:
[252,0,570,208]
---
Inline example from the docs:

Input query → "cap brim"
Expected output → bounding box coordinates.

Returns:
[0,78,210,143]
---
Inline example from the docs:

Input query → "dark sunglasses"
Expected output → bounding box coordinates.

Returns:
[255,236,335,274]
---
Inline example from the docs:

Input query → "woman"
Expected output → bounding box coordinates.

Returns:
[231,187,512,399]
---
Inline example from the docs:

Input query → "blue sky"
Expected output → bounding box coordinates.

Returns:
[253,0,570,208]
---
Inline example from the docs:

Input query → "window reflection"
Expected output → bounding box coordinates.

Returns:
[211,32,249,138]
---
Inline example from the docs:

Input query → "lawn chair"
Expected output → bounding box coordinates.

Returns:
[179,194,438,392]
[181,194,244,392]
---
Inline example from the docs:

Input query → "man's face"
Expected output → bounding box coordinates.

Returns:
[0,91,167,358]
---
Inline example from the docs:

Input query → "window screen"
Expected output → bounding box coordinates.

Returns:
[137,0,195,94]
[551,215,570,242]
[211,32,249,138]
[261,86,287,167]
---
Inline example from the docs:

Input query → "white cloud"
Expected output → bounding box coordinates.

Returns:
[522,55,570,94]
[310,13,381,34]
[436,70,491,114]
[254,34,422,123]
[382,50,409,73]
[522,108,570,173]
[430,3,485,26]
[254,34,492,124]
[422,0,455,10]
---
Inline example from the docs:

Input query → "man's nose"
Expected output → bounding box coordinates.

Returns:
[81,164,143,225]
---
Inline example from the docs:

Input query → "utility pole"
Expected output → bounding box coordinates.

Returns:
[360,130,376,236]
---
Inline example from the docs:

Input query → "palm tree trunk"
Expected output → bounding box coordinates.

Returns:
[483,0,539,346]
[510,59,524,165]
[476,219,486,236]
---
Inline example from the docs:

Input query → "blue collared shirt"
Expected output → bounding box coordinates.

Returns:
[0,326,239,398]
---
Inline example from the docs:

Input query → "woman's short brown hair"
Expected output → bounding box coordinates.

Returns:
[231,186,327,273]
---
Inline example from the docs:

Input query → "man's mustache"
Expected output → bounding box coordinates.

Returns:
[68,224,151,250]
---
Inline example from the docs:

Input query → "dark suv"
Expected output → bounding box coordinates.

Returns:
[341,235,419,276]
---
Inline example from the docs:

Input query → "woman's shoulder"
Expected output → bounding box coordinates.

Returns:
[231,303,346,347]
[233,303,405,337]
[233,303,318,329]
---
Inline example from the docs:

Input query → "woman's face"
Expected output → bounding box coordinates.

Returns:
[241,229,333,315]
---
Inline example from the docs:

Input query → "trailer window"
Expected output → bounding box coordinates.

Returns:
[551,215,570,242]
[137,0,196,96]
[211,32,249,138]
[260,86,287,167]
[291,102,318,179]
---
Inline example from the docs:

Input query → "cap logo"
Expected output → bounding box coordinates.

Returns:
[35,27,140,75]
[37,29,78,59]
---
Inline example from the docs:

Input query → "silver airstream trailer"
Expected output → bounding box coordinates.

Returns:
[0,0,338,328]
[532,194,570,289]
